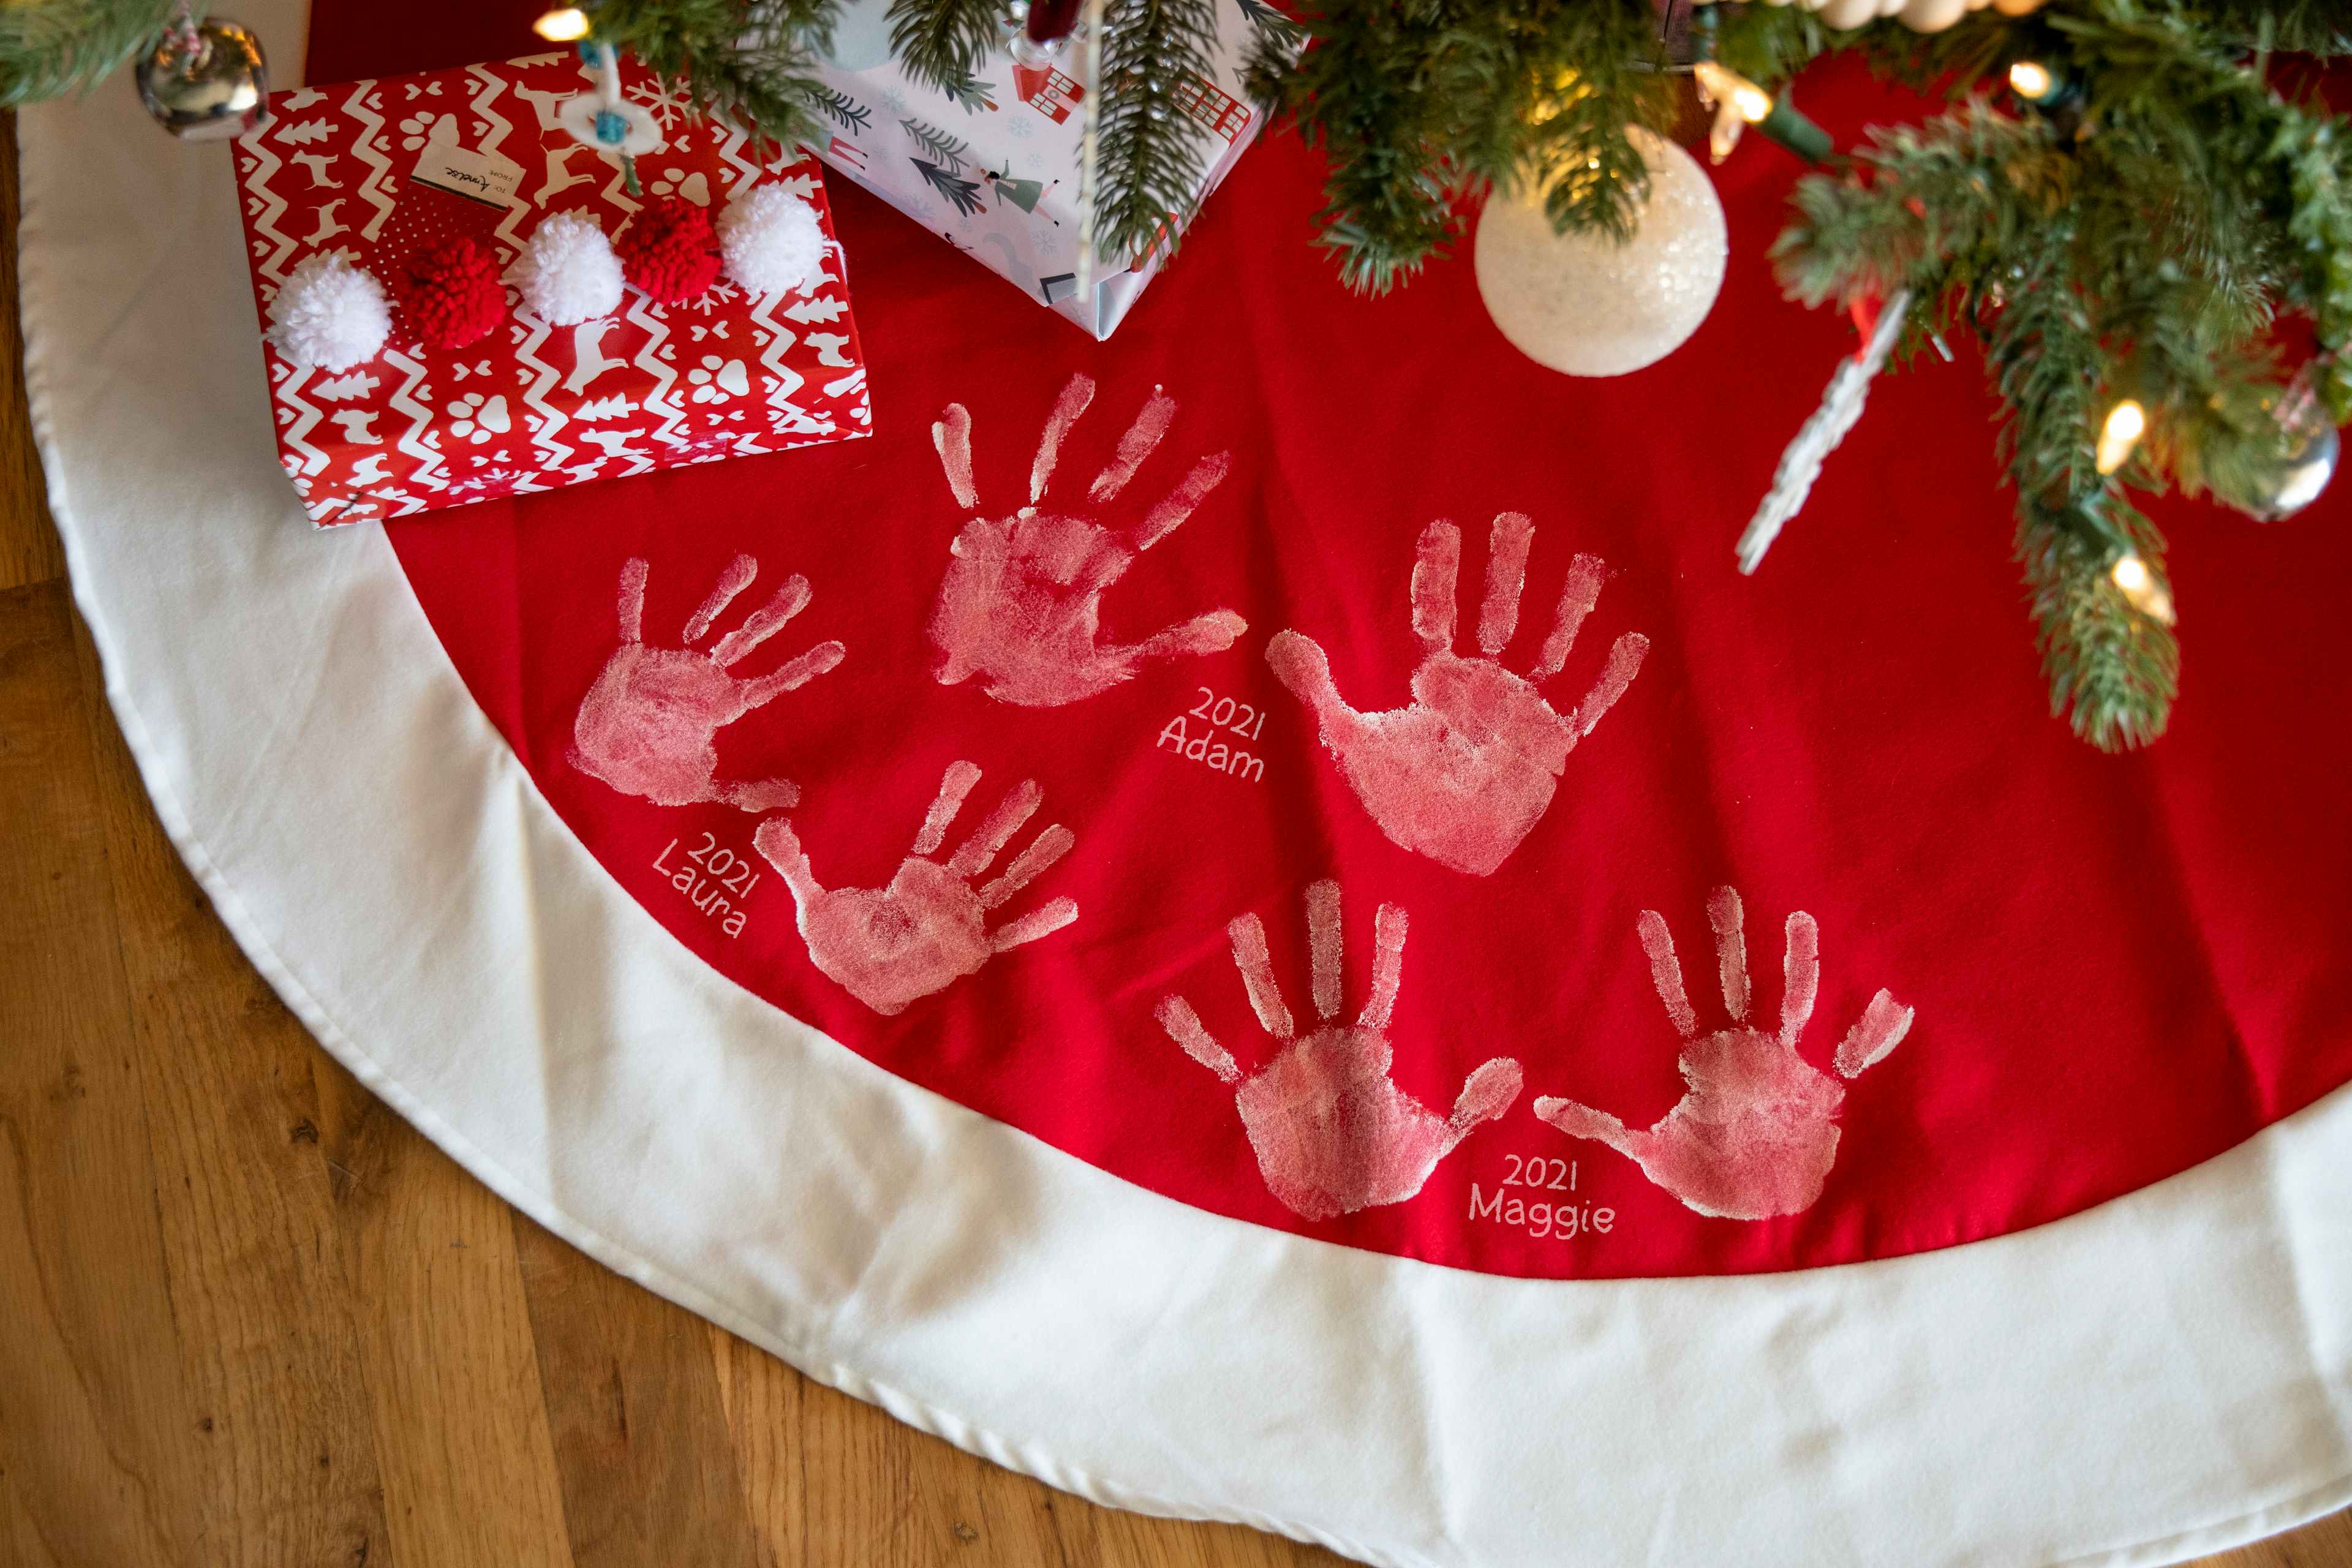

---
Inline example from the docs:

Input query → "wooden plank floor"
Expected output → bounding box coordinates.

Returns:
[0,119,2345,1568]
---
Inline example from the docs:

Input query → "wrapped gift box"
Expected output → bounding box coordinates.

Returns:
[809,0,1275,339]
[233,51,872,527]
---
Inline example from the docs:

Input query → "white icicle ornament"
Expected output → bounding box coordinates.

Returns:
[510,210,624,326]
[266,251,391,371]
[1736,288,1915,573]
[717,185,827,298]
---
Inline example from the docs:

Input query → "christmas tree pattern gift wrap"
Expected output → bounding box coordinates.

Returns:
[233,51,872,526]
[809,0,1273,340]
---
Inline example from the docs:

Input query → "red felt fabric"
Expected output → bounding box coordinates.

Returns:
[312,4,2352,1279]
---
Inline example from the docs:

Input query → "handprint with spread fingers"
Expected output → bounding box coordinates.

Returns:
[572,556,845,812]
[1156,880,1522,1221]
[1533,888,1916,1221]
[928,373,1246,706]
[1267,513,1649,876]
[753,761,1079,1016]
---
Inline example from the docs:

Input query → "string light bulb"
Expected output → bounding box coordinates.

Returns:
[1694,61,1774,165]
[533,7,592,42]
[2008,60,2055,100]
[2095,398,2146,475]
[2108,552,2176,625]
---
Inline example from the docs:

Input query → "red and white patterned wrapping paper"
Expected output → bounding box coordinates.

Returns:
[233,51,872,526]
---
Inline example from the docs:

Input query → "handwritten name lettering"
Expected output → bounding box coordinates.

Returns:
[1156,687,1266,782]
[652,831,760,939]
[1467,1155,1615,1241]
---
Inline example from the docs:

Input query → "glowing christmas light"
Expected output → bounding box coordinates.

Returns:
[534,7,591,42]
[2095,399,2146,475]
[1694,61,1774,165]
[2109,552,2176,624]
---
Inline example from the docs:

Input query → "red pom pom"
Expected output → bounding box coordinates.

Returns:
[619,197,721,305]
[396,237,507,351]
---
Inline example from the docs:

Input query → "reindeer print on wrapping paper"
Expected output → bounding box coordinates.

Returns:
[1267,513,1650,876]
[927,374,1247,706]
[753,761,1078,1016]
[1533,888,1915,1221]
[1156,880,1522,1221]
[571,557,845,812]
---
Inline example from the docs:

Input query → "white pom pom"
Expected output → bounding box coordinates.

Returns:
[510,210,623,326]
[717,185,827,298]
[266,252,390,371]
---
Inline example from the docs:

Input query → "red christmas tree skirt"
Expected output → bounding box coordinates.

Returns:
[21,0,2352,1562]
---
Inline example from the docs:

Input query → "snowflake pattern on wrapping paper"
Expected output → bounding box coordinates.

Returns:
[627,75,698,132]
[450,467,526,494]
[679,277,744,317]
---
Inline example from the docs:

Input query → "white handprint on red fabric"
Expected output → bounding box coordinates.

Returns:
[1156,880,1522,1221]
[1267,513,1649,876]
[753,761,1078,1016]
[572,556,845,811]
[1533,888,1915,1221]
[927,374,1246,706]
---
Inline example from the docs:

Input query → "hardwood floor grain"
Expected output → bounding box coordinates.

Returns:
[0,116,63,594]
[0,579,197,1568]
[0,115,2340,1568]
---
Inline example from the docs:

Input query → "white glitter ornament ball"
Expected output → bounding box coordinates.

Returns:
[1474,129,1727,379]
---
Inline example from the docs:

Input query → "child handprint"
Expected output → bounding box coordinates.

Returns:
[1267,513,1649,876]
[1155,880,1521,1221]
[571,556,845,812]
[927,373,1246,706]
[753,761,1078,1016]
[1533,888,1915,1221]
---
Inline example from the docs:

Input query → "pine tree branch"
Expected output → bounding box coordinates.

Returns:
[1092,0,1223,266]
[2178,0,2352,54]
[1235,0,1305,58]
[1509,1,1680,242]
[1777,102,2186,748]
[886,0,1000,99]
[1991,232,2179,750]
[1256,0,1677,293]
[0,0,175,107]
[588,0,842,152]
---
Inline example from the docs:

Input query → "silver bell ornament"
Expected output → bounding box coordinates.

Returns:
[136,12,269,141]
[2218,373,2340,522]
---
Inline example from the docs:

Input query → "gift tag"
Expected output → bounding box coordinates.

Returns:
[409,140,523,209]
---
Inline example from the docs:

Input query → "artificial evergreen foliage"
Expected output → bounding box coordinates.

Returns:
[0,0,175,106]
[1770,7,2352,746]
[885,0,1001,100]
[588,0,842,151]
[5,0,2348,747]
[1248,1,1681,293]
[1093,0,1224,262]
